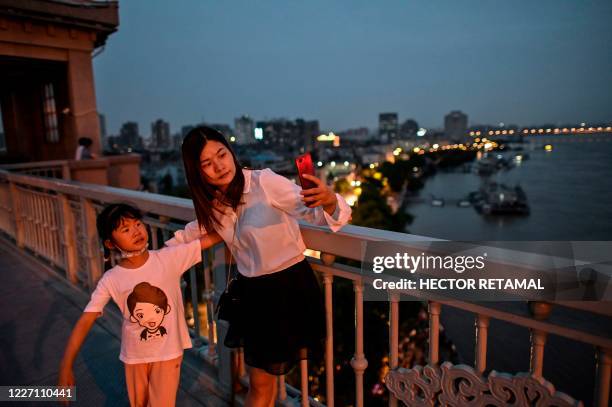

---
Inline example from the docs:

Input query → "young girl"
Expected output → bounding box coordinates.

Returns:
[58,203,222,407]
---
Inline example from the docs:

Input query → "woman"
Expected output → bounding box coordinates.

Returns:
[165,126,351,406]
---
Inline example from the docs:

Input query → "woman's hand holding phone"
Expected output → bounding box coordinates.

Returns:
[299,174,338,214]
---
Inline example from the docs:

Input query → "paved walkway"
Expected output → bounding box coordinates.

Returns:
[0,238,231,407]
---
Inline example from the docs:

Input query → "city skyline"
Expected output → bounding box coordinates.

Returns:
[94,0,612,136]
[103,113,611,141]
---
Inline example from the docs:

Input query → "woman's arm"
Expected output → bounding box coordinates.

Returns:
[58,312,99,387]
[260,168,352,232]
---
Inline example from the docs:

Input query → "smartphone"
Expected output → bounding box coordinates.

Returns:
[294,152,318,190]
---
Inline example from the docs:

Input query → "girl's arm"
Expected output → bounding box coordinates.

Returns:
[58,312,99,387]
[160,233,223,275]
[199,231,223,249]
[166,220,205,246]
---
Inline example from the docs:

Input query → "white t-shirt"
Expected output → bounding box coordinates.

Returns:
[165,168,352,278]
[84,239,202,364]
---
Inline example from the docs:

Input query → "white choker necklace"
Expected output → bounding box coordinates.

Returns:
[118,246,148,259]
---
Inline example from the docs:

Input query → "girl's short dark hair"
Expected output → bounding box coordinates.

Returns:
[181,126,245,233]
[96,203,143,264]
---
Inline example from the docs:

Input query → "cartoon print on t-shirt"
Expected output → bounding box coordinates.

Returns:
[127,282,171,341]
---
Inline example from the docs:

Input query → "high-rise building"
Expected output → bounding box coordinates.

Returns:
[206,123,233,139]
[151,119,171,150]
[172,133,183,151]
[339,127,370,142]
[400,119,419,139]
[98,113,108,151]
[379,113,398,143]
[119,121,142,150]
[444,111,468,141]
[99,113,107,139]
[252,118,318,152]
[235,115,255,145]
[295,118,319,152]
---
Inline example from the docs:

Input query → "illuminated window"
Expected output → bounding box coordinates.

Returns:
[42,83,59,143]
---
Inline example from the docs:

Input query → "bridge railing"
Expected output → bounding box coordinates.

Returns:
[0,169,609,406]
[0,154,141,189]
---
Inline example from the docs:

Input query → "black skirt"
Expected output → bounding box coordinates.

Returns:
[224,258,326,376]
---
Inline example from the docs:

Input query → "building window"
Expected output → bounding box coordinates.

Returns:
[42,83,59,143]
[0,102,5,153]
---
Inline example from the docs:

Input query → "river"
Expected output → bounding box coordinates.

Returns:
[405,135,612,241]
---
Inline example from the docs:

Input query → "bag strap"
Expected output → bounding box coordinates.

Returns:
[224,202,243,291]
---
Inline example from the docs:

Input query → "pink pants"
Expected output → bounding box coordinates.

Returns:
[124,355,183,407]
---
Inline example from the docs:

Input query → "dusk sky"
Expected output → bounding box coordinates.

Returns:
[94,0,612,136]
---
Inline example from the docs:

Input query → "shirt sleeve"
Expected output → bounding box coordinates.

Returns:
[159,239,203,276]
[165,219,206,246]
[83,274,113,316]
[260,168,352,232]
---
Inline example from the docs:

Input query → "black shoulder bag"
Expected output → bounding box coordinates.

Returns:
[215,203,243,322]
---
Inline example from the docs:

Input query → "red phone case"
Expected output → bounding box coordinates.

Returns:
[295,153,318,190]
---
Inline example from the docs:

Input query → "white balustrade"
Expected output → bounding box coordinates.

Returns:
[0,168,609,406]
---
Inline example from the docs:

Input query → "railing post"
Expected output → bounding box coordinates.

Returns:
[351,279,368,407]
[40,195,51,259]
[475,314,489,375]
[189,267,202,345]
[278,375,287,402]
[594,347,611,407]
[24,192,34,251]
[8,180,24,248]
[388,292,400,407]
[428,301,441,365]
[80,197,102,290]
[530,330,547,378]
[212,243,233,391]
[203,248,217,358]
[58,193,79,284]
[62,163,71,180]
[529,302,552,378]
[300,359,309,407]
[321,252,336,407]
[149,225,159,249]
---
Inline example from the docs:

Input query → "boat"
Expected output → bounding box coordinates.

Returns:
[430,195,445,207]
[457,199,471,208]
[475,154,513,176]
[471,182,529,215]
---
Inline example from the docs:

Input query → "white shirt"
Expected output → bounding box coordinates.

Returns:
[74,145,84,160]
[165,168,352,277]
[84,239,202,364]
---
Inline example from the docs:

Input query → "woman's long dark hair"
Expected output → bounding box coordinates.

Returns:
[182,126,245,233]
